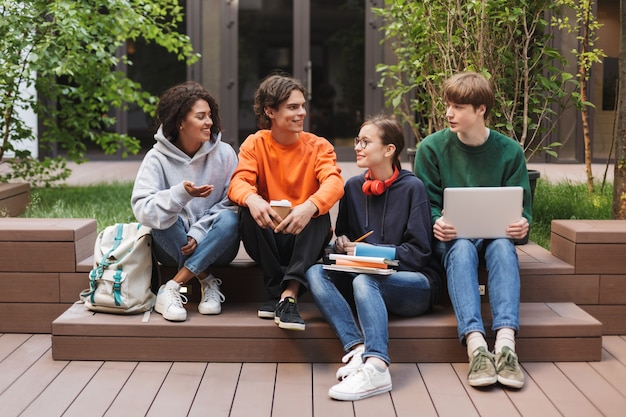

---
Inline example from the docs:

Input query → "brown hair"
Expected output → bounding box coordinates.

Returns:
[156,81,222,142]
[253,74,307,129]
[442,72,495,118]
[360,114,405,170]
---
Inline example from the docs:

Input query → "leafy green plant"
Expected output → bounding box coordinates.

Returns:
[374,0,572,160]
[552,0,605,193]
[1,154,69,187]
[0,0,197,186]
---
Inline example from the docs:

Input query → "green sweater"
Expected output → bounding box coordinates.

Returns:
[414,128,532,225]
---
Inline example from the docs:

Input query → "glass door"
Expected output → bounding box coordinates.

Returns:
[238,0,365,155]
[238,0,294,141]
[309,0,365,150]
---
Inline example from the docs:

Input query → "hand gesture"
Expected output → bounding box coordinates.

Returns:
[183,181,214,198]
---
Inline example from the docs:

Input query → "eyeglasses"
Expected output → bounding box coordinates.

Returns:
[354,137,374,149]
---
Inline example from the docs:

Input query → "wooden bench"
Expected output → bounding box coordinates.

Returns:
[0,216,609,362]
[161,241,577,305]
[0,183,30,217]
[51,301,601,363]
[51,237,602,363]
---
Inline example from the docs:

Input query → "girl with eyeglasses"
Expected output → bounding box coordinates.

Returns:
[306,115,443,401]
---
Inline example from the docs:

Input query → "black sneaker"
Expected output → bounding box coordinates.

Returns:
[274,297,305,331]
[258,298,279,319]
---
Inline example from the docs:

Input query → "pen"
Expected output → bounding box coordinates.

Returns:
[354,230,373,242]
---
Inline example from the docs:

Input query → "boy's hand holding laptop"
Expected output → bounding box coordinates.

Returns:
[506,217,530,240]
[433,216,457,242]
[435,186,528,241]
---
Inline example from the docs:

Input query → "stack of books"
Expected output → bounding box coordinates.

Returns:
[323,253,398,275]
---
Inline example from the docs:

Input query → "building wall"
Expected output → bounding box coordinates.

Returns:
[58,0,617,163]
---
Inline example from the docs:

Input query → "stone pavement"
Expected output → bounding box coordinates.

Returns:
[61,160,615,186]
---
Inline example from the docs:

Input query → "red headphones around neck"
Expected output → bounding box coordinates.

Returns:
[362,166,399,196]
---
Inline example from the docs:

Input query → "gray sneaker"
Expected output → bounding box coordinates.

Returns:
[468,347,497,387]
[495,346,525,388]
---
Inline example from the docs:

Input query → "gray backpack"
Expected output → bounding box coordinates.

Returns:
[80,223,156,314]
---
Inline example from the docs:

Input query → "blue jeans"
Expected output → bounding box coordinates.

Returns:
[151,210,239,277]
[306,264,432,365]
[434,238,520,343]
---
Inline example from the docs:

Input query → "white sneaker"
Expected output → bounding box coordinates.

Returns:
[336,345,365,380]
[329,362,392,401]
[154,280,187,321]
[198,275,225,315]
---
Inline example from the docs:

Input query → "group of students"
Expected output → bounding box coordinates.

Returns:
[130,72,531,401]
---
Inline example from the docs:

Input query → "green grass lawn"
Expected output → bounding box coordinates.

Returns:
[529,180,613,248]
[23,182,136,232]
[20,179,614,250]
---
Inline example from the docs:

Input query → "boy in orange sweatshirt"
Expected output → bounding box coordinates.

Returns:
[228,74,344,330]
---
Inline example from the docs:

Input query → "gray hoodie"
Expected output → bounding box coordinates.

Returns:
[131,126,238,245]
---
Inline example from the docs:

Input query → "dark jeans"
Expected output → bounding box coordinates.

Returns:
[239,207,331,299]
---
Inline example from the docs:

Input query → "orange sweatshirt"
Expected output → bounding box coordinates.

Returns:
[228,130,344,215]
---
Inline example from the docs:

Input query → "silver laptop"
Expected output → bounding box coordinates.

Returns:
[442,186,524,239]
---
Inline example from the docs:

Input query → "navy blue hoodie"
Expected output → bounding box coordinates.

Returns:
[335,169,443,305]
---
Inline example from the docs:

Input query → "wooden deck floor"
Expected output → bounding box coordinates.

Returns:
[1,334,626,417]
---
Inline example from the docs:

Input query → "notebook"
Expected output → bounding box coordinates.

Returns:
[442,186,524,239]
[323,253,399,275]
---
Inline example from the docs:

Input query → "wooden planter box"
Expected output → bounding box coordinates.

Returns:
[0,218,97,333]
[0,183,30,217]
[551,219,626,334]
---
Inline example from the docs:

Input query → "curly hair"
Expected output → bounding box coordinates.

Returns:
[253,74,307,129]
[155,81,222,142]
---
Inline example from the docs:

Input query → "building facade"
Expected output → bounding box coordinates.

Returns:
[115,0,619,163]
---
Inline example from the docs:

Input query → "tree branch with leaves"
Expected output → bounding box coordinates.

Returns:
[552,0,606,194]
[0,0,198,186]
[375,0,570,161]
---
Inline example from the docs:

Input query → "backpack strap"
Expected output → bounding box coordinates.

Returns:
[111,269,124,306]
[85,224,126,303]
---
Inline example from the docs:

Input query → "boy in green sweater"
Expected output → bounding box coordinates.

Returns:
[414,72,531,389]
